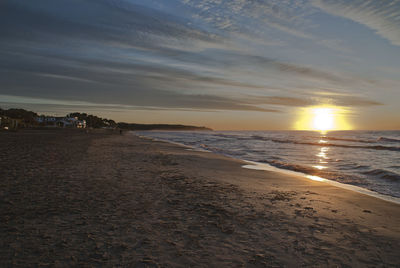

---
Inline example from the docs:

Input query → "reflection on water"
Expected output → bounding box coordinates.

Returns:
[313,145,329,171]
[316,146,329,166]
[306,175,325,182]
[313,165,327,170]
[316,147,329,159]
[137,130,400,198]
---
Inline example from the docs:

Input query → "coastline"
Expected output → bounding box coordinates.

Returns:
[137,132,400,205]
[242,160,400,205]
[2,129,399,266]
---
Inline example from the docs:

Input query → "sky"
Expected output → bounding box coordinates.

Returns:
[1,0,400,130]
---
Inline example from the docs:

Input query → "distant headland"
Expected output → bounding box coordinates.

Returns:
[0,108,212,131]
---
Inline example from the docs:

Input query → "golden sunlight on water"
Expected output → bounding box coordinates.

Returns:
[306,175,325,182]
[312,165,327,170]
[294,106,352,131]
[316,147,329,163]
[314,146,329,170]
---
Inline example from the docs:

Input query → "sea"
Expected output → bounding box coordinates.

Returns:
[136,130,400,200]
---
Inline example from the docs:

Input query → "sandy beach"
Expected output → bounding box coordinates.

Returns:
[1,129,399,267]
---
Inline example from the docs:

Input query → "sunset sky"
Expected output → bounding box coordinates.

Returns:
[1,0,399,130]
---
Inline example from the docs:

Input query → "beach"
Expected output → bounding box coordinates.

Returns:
[1,129,399,267]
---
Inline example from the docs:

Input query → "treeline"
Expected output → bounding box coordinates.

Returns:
[117,123,212,131]
[0,108,38,124]
[1,108,212,131]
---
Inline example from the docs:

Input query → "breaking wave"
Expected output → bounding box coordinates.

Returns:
[363,169,400,181]
[250,135,400,152]
[137,130,400,198]
[378,137,400,143]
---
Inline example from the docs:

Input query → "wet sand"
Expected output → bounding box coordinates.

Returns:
[1,129,399,267]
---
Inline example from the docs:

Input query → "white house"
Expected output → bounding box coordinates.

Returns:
[35,116,86,128]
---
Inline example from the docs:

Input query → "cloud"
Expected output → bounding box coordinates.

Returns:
[246,94,381,108]
[317,39,353,53]
[0,0,390,117]
[199,52,375,86]
[0,0,223,54]
[0,91,279,113]
[312,0,400,47]
[272,61,347,84]
[249,96,313,107]
[34,73,98,84]
[330,96,383,107]
[180,0,315,40]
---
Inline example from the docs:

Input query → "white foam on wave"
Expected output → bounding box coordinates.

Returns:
[242,160,400,205]
[134,131,400,205]
[134,132,211,152]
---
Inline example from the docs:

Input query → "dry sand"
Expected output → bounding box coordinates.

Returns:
[1,129,399,267]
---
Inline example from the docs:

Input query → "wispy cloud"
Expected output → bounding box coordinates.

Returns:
[312,0,400,47]
[244,94,382,108]
[180,0,315,40]
[0,92,279,113]
[0,0,396,125]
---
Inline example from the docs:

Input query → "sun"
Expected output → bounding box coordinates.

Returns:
[312,108,334,131]
[294,106,352,132]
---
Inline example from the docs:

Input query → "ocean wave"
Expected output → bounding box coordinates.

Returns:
[213,133,242,139]
[337,163,370,170]
[256,137,400,152]
[362,169,400,181]
[260,159,315,174]
[260,159,367,186]
[378,137,400,143]
[251,134,400,148]
[320,136,374,143]
[199,143,246,156]
[138,131,400,198]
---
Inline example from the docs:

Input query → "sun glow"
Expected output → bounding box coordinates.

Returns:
[312,108,334,131]
[294,106,352,132]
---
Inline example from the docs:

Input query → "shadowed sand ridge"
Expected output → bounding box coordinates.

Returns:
[1,130,399,267]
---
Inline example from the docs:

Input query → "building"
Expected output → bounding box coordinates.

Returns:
[35,116,86,128]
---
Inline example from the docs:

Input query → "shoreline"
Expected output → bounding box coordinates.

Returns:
[135,132,400,205]
[2,129,399,266]
[242,160,400,205]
